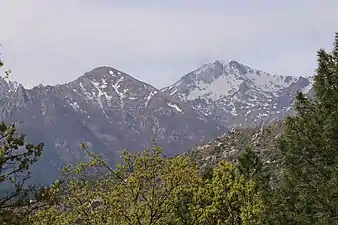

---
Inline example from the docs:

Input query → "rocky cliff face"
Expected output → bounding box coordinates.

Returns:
[184,121,286,184]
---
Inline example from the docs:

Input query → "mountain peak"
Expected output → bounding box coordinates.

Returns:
[76,66,154,90]
[80,66,130,81]
[64,66,159,112]
[194,60,252,76]
[163,60,314,128]
[163,59,302,101]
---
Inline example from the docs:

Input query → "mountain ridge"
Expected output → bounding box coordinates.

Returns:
[0,66,228,184]
[0,60,315,184]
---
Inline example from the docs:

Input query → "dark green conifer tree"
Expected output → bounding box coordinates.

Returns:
[271,33,338,225]
[236,148,274,224]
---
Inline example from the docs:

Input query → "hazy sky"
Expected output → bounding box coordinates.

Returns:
[1,0,338,88]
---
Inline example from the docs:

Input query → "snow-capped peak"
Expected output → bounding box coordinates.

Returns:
[67,66,164,114]
[163,60,314,128]
[163,60,300,102]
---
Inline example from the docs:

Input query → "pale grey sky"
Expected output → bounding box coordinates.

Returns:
[0,0,337,88]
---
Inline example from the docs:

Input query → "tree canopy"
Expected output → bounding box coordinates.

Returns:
[267,33,338,224]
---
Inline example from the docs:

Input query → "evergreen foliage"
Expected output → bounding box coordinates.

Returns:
[269,33,338,224]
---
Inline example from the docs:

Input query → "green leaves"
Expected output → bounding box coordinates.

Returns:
[193,161,264,225]
[29,145,265,225]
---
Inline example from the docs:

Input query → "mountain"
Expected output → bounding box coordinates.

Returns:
[162,60,314,128]
[0,66,227,184]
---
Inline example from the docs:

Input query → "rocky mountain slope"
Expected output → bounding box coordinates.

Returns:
[0,67,227,184]
[186,121,284,165]
[163,60,314,128]
[185,121,285,182]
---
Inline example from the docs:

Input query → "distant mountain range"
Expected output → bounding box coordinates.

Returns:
[0,60,314,184]
[0,66,226,184]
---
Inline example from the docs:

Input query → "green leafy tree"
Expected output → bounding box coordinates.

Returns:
[30,145,202,225]
[271,33,338,224]
[30,144,266,225]
[190,161,265,225]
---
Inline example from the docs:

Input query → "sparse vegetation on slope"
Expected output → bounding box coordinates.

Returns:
[187,121,284,165]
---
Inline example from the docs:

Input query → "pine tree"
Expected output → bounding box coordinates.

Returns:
[272,33,338,224]
[236,148,264,180]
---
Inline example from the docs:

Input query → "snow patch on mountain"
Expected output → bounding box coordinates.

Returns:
[167,102,183,113]
[79,82,95,101]
[70,101,80,110]
[145,90,158,107]
[301,76,315,94]
[186,74,243,101]
[91,81,113,102]
[110,77,128,106]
